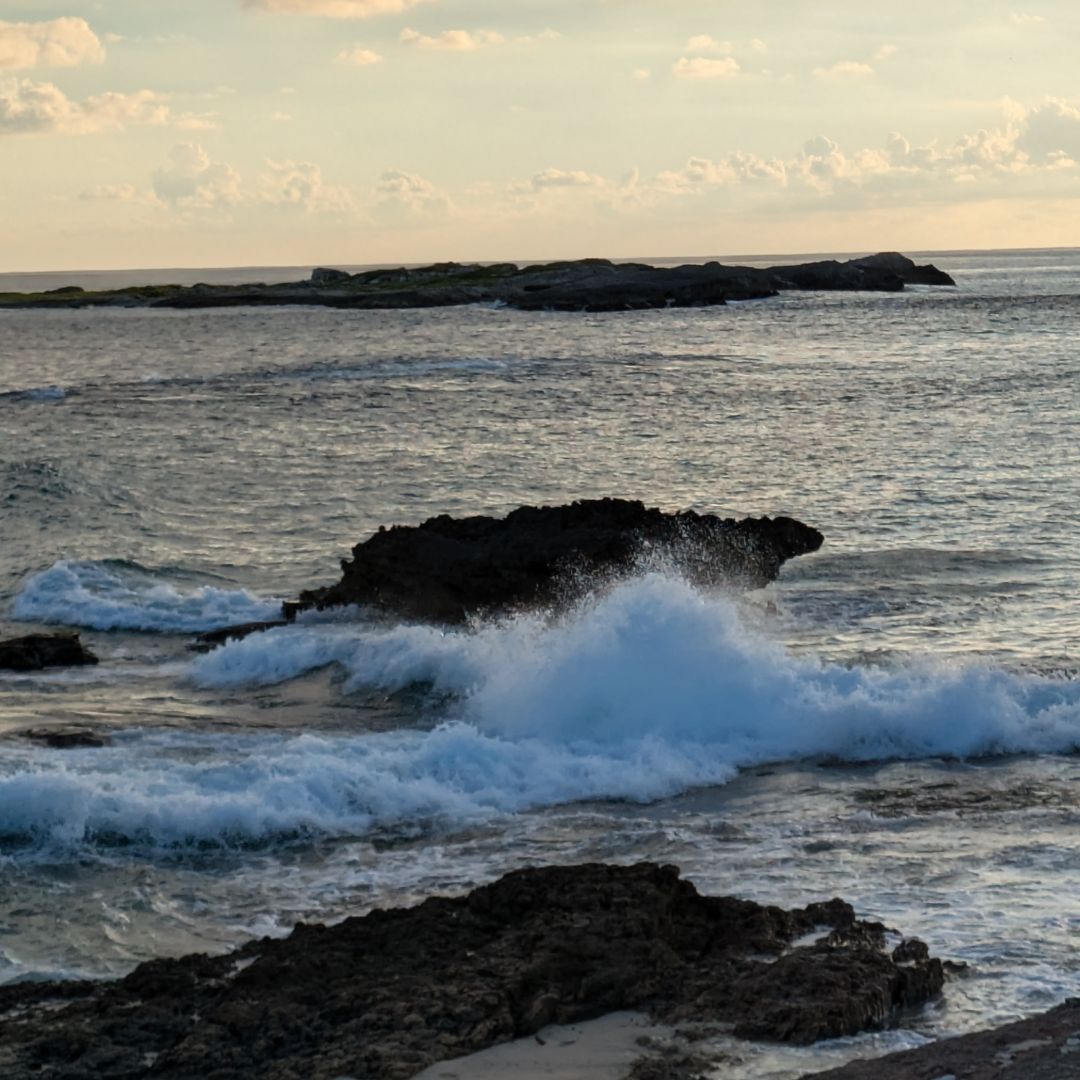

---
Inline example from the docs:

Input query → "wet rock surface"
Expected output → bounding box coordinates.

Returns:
[285,497,824,624]
[0,862,942,1080]
[0,253,955,313]
[805,998,1080,1079]
[0,632,98,672]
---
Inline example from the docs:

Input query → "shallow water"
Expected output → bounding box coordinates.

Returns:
[2,248,1079,1075]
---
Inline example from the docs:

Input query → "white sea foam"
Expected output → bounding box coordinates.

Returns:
[5,573,1080,855]
[11,560,281,633]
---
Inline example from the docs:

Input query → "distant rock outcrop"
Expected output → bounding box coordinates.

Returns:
[0,862,944,1080]
[0,632,98,672]
[0,253,956,313]
[284,497,825,624]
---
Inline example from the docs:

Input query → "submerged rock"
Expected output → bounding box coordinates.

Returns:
[0,862,943,1080]
[0,632,98,672]
[18,726,110,749]
[285,497,824,624]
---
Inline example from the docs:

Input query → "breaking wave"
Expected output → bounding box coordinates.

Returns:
[11,559,281,633]
[2,573,1079,856]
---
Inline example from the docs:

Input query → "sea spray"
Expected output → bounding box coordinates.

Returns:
[12,560,282,633]
[4,573,1080,856]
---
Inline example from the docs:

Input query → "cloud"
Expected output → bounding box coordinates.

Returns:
[0,17,105,71]
[244,0,430,17]
[1010,12,1046,24]
[531,168,604,190]
[672,56,740,80]
[873,44,897,61]
[337,45,383,65]
[152,143,243,209]
[1015,98,1080,161]
[259,159,354,212]
[813,60,874,80]
[0,16,104,71]
[399,27,504,51]
[685,35,731,52]
[0,78,201,135]
[374,168,453,221]
[632,68,650,80]
[79,183,139,202]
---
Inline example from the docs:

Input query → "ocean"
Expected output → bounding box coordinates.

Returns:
[1,248,1079,1077]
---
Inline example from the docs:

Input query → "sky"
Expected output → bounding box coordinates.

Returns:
[2,0,1080,271]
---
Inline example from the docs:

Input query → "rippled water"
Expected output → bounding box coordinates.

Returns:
[2,248,1079,1076]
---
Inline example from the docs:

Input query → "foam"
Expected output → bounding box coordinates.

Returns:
[4,573,1080,855]
[11,560,281,633]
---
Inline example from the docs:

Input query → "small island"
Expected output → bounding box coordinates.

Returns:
[0,251,954,314]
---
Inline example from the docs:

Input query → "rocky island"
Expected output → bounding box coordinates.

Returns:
[0,251,954,314]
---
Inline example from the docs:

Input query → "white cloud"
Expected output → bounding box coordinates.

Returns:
[532,168,604,190]
[749,38,767,54]
[374,168,452,221]
[152,143,242,209]
[672,56,740,80]
[873,44,897,61]
[813,61,874,80]
[0,78,196,135]
[632,68,651,80]
[399,27,504,51]
[244,0,430,17]
[259,159,354,212]
[0,17,104,71]
[685,34,731,52]
[337,45,383,65]
[1015,98,1080,160]
[1010,12,1046,24]
[79,183,139,202]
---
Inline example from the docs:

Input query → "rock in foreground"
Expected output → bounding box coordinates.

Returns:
[0,632,98,672]
[0,863,943,1080]
[286,498,824,624]
[806,998,1080,1079]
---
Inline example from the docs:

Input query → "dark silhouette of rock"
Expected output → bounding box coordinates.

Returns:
[0,253,956,313]
[190,620,288,652]
[806,998,1080,1079]
[284,498,824,624]
[852,251,956,286]
[0,632,98,671]
[0,862,943,1080]
[18,726,110,749]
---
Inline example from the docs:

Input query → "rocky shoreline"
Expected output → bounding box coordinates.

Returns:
[0,862,944,1080]
[0,252,954,313]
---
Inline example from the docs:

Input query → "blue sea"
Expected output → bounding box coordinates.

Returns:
[2,248,1079,1077]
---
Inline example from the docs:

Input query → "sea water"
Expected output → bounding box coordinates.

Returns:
[1,249,1079,1075]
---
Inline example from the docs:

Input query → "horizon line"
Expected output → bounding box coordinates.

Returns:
[3,244,1079,280]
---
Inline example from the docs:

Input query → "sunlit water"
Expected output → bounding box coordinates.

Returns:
[1,248,1079,1077]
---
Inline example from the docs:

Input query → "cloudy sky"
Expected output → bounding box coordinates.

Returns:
[2,1,1079,271]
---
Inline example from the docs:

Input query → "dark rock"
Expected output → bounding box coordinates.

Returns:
[805,998,1080,1079]
[190,620,289,652]
[0,632,98,672]
[309,267,353,286]
[18,726,110,749]
[0,862,943,1080]
[0,254,956,313]
[285,498,824,624]
[852,251,957,286]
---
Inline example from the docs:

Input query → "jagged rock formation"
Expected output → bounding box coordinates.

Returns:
[0,253,955,313]
[807,998,1080,1079]
[0,862,944,1080]
[285,498,824,624]
[0,632,98,672]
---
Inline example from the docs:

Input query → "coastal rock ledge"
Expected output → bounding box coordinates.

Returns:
[284,497,824,624]
[0,862,943,1080]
